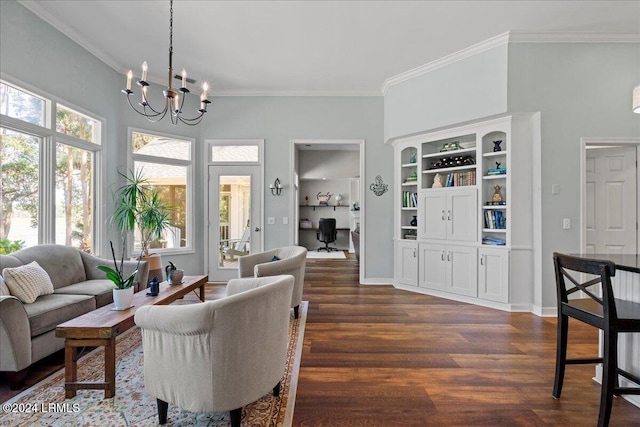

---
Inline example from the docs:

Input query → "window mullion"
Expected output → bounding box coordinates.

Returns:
[40,135,56,244]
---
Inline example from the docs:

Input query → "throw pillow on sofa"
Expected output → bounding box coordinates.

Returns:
[2,260,54,303]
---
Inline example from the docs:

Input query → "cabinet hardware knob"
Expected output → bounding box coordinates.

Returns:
[447,210,451,220]
[447,252,451,261]
[441,210,445,221]
[480,255,484,265]
[441,251,445,261]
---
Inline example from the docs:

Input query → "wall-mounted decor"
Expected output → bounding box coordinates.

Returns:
[316,191,333,205]
[369,175,388,196]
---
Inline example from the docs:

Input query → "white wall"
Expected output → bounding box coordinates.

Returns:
[384,44,508,142]
[299,150,359,180]
[507,42,640,311]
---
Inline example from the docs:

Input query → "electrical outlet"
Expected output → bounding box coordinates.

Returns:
[283,217,288,225]
[563,218,571,229]
[267,217,275,225]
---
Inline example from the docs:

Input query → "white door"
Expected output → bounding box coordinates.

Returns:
[447,189,478,242]
[585,147,637,255]
[419,191,447,240]
[419,243,447,290]
[478,247,509,303]
[208,165,262,282]
[446,245,477,297]
[396,241,418,286]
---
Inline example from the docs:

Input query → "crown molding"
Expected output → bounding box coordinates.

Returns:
[508,31,640,43]
[382,31,640,95]
[19,1,122,73]
[212,90,382,97]
[381,32,511,95]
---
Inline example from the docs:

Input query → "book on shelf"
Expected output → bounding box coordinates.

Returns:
[443,170,476,187]
[482,236,506,245]
[487,167,507,175]
[484,210,507,229]
[402,191,418,208]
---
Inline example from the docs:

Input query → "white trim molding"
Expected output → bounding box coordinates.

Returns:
[382,31,640,95]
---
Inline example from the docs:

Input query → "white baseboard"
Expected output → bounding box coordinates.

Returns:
[531,305,557,317]
[361,277,393,285]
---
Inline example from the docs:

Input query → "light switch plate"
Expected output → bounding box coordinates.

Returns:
[283,217,288,225]
[563,218,571,229]
[267,217,275,225]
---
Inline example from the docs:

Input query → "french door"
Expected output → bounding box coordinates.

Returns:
[208,165,262,282]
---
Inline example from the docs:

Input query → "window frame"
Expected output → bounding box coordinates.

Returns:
[128,127,195,255]
[0,75,104,254]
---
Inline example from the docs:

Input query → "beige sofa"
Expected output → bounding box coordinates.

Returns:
[238,246,307,318]
[0,244,149,388]
[134,275,294,426]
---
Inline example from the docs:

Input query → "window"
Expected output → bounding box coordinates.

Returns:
[0,79,101,254]
[131,130,193,252]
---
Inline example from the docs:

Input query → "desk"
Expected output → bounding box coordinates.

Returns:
[56,275,207,399]
[570,254,640,408]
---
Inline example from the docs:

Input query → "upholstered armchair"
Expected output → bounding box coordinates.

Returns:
[237,246,307,318]
[134,275,294,427]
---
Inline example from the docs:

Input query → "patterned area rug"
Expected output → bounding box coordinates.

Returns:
[1,301,308,427]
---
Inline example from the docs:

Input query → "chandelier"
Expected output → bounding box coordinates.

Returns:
[122,0,210,126]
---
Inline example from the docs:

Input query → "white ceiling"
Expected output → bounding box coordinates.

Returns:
[21,0,640,96]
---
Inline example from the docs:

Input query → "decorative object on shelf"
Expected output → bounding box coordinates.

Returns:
[370,175,388,196]
[335,194,343,206]
[304,196,309,205]
[439,141,461,152]
[493,140,503,152]
[316,191,332,205]
[410,216,418,226]
[487,161,507,175]
[122,0,211,126]
[633,83,640,113]
[432,173,444,188]
[404,171,418,182]
[409,151,417,163]
[431,155,475,169]
[270,178,283,196]
[492,185,504,204]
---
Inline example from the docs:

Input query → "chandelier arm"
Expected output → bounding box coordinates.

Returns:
[177,112,206,126]
[143,104,170,123]
[125,94,167,119]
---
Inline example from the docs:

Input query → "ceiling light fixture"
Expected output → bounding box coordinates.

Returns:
[122,0,210,126]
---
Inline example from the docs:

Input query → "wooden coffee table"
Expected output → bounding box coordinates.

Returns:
[55,275,207,399]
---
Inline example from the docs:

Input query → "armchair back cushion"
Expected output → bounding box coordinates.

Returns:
[237,246,307,310]
[134,275,294,413]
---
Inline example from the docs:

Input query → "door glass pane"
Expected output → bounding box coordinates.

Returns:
[1,128,40,251]
[211,145,259,163]
[219,175,251,268]
[55,143,93,252]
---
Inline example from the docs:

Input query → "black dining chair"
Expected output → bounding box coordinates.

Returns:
[552,252,640,427]
[317,218,337,252]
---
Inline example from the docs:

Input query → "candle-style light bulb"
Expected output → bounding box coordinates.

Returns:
[181,69,187,88]
[126,70,133,90]
[201,82,209,100]
[141,85,147,103]
[174,94,180,112]
[141,61,148,82]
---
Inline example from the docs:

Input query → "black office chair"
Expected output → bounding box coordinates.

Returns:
[552,252,640,427]
[317,218,337,252]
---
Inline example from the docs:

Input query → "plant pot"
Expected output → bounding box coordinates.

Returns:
[140,253,163,285]
[113,287,134,310]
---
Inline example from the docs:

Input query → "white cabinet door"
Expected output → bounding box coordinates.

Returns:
[418,191,447,240]
[446,245,477,297]
[419,243,447,290]
[396,241,418,286]
[447,189,478,242]
[478,247,509,303]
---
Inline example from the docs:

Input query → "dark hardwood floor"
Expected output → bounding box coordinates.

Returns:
[2,253,639,426]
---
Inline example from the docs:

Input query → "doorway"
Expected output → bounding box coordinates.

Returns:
[290,139,365,283]
[206,140,264,282]
[581,138,640,255]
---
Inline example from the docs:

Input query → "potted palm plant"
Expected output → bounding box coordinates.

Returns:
[111,169,171,282]
[98,240,142,310]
